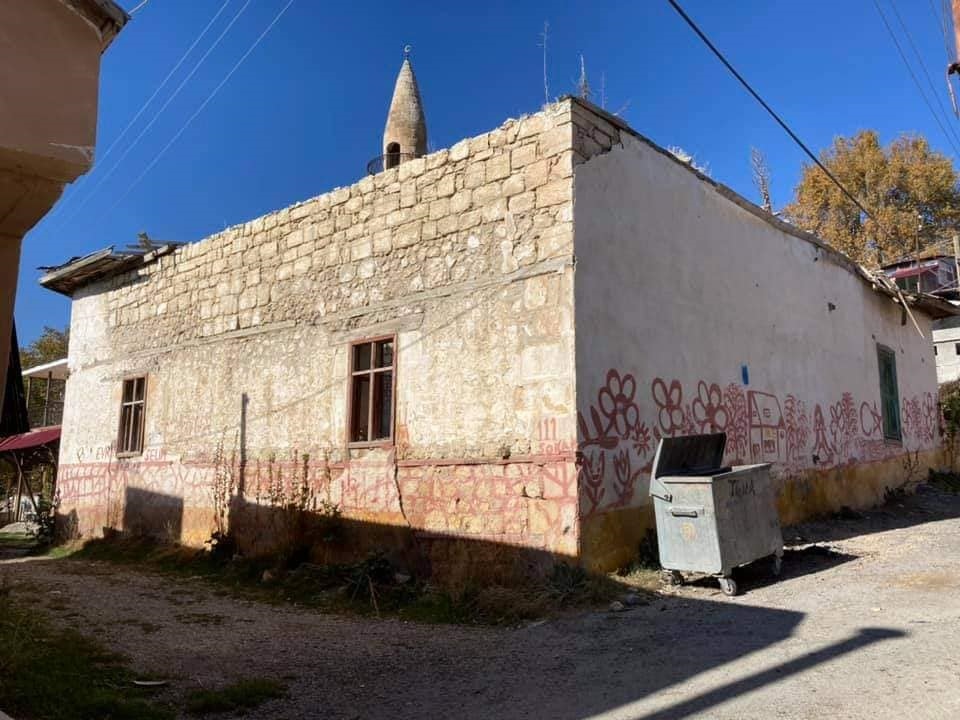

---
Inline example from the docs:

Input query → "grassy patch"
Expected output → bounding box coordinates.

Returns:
[185,678,286,716]
[0,532,38,551]
[0,594,173,720]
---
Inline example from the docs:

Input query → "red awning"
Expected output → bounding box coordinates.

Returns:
[888,265,937,279]
[0,426,61,453]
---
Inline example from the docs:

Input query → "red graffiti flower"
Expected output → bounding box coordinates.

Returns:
[828,402,846,450]
[859,401,882,438]
[598,370,640,438]
[652,378,686,436]
[691,381,728,432]
[633,422,652,456]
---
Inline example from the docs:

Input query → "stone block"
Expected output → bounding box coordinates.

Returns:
[394,221,422,248]
[486,153,511,181]
[535,180,572,208]
[508,191,535,214]
[450,139,470,161]
[437,174,455,198]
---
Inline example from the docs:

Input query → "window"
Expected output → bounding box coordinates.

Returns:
[385,142,401,170]
[117,377,147,455]
[349,339,395,444]
[956,343,960,355]
[876,346,901,442]
[895,275,919,293]
[934,345,939,356]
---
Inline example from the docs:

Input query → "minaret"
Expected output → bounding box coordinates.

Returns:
[382,46,427,169]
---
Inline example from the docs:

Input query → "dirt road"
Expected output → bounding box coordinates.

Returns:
[3,485,960,719]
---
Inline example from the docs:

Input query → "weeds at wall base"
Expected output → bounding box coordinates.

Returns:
[929,469,960,494]
[49,534,647,625]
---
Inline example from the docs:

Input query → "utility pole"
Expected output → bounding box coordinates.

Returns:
[948,2,960,115]
[953,1,960,65]
[953,234,960,292]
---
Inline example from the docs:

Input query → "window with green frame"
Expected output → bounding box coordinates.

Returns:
[876,345,901,441]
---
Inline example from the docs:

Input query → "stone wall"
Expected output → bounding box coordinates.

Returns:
[58,101,584,572]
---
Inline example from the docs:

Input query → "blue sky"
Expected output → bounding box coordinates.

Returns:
[16,0,960,345]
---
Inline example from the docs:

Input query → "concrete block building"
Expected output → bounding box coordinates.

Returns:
[43,58,953,574]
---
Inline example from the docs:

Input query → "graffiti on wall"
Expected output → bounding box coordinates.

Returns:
[577,369,940,518]
[57,444,579,555]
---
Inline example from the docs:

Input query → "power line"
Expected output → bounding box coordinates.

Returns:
[890,0,960,149]
[102,0,297,216]
[664,0,878,224]
[873,0,960,157]
[928,0,954,63]
[129,0,151,15]
[52,0,252,233]
[46,0,231,226]
[99,1,233,171]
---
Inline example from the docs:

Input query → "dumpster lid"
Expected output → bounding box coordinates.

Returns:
[651,433,727,477]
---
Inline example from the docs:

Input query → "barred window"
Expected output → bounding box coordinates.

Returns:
[349,339,394,444]
[117,377,147,456]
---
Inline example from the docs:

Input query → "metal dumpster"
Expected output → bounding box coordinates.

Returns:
[649,432,783,596]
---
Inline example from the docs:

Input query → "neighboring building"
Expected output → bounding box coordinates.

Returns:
[882,246,960,384]
[883,247,958,295]
[41,59,955,575]
[0,0,127,419]
[932,317,960,384]
[23,358,69,428]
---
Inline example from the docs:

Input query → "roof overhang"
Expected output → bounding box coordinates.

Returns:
[0,426,61,454]
[22,359,69,381]
[859,265,960,320]
[65,0,130,51]
[39,243,179,296]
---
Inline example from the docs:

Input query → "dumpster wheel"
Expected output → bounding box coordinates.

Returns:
[661,570,684,587]
[718,577,738,596]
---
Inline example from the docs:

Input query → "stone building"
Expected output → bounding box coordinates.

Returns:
[43,57,953,575]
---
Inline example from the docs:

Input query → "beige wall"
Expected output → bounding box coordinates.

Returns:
[571,112,942,570]
[0,0,109,183]
[58,103,581,568]
[0,0,123,415]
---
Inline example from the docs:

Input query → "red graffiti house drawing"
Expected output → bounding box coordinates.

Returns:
[748,391,785,463]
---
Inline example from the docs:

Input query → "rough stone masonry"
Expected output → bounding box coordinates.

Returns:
[56,99,614,576]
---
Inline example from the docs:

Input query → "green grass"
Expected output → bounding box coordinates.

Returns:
[0,595,173,720]
[0,532,38,550]
[185,678,286,716]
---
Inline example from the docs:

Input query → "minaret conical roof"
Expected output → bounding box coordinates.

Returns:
[383,54,428,160]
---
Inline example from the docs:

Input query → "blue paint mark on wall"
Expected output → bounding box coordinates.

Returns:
[741,365,749,385]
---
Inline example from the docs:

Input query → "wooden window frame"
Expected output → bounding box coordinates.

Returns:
[876,345,902,443]
[116,376,148,458]
[347,335,397,448]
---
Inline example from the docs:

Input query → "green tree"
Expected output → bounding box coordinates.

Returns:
[19,326,68,371]
[784,130,960,265]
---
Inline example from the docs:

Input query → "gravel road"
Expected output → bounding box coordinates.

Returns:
[3,484,960,719]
